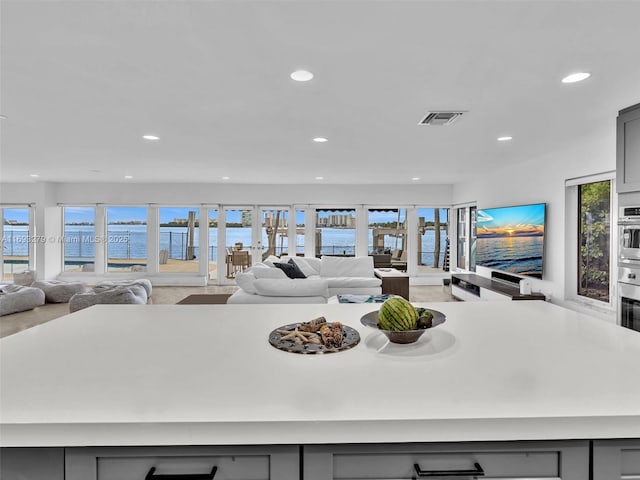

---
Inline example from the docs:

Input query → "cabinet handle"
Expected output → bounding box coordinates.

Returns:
[414,462,485,477]
[145,466,217,480]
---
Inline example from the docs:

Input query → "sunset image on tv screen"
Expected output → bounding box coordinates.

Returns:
[476,203,545,278]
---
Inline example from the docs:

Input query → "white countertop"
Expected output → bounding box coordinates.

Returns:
[1,301,640,447]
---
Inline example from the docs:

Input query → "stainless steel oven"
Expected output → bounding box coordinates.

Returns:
[618,266,640,332]
[619,206,640,266]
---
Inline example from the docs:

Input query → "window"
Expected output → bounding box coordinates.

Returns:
[368,209,406,255]
[2,207,31,281]
[295,209,305,256]
[578,180,611,302]
[63,207,96,272]
[208,208,218,280]
[315,209,356,256]
[456,208,467,270]
[260,208,289,258]
[106,206,148,272]
[158,207,199,273]
[416,208,449,273]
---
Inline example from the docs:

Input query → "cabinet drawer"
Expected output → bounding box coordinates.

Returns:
[66,445,299,480]
[304,441,588,480]
[480,288,510,301]
[594,439,640,480]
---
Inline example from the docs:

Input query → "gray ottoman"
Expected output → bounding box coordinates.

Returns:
[95,279,152,297]
[0,285,46,316]
[31,280,86,303]
[69,286,147,313]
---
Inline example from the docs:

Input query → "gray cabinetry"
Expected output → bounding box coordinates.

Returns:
[65,445,299,480]
[0,448,65,480]
[303,441,589,480]
[593,439,640,480]
[617,103,640,193]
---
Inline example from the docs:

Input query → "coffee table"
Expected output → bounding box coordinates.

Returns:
[374,268,409,300]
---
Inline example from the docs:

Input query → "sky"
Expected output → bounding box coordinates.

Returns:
[477,203,545,237]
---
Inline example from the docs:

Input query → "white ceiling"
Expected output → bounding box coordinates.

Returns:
[1,0,640,185]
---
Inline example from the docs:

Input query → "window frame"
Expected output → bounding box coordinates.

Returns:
[565,173,617,311]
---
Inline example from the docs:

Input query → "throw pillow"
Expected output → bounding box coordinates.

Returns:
[274,261,307,279]
[289,257,319,277]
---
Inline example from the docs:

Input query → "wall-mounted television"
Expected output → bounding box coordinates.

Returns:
[476,203,546,279]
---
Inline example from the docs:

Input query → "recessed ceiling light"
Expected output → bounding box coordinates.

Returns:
[29,174,39,178]
[124,175,133,179]
[290,70,314,82]
[221,176,230,180]
[411,177,420,181]
[313,137,328,143]
[497,136,513,142]
[561,72,591,84]
[142,135,159,140]
[315,176,324,180]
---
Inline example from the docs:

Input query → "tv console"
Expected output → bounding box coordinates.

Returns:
[451,271,546,302]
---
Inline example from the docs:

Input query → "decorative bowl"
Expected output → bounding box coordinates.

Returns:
[360,309,446,344]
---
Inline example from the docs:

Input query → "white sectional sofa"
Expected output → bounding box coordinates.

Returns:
[227,255,382,304]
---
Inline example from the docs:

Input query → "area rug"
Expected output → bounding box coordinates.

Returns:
[176,294,232,305]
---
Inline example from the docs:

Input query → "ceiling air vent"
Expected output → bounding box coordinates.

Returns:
[419,111,466,126]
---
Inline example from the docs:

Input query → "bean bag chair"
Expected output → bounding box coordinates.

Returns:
[12,270,36,286]
[0,285,46,316]
[94,279,152,297]
[31,280,86,303]
[93,282,147,303]
[69,286,147,313]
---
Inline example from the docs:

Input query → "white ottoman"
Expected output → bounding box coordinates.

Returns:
[0,285,46,316]
[31,280,86,303]
[69,286,147,313]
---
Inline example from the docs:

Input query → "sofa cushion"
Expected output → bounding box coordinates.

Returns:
[320,256,375,278]
[252,266,288,279]
[323,276,382,288]
[234,271,258,294]
[273,261,306,279]
[290,257,319,277]
[253,278,329,297]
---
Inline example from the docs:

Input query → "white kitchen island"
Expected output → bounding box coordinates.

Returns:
[2,301,640,479]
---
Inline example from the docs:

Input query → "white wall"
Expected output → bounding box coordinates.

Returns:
[1,182,453,206]
[452,127,616,314]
